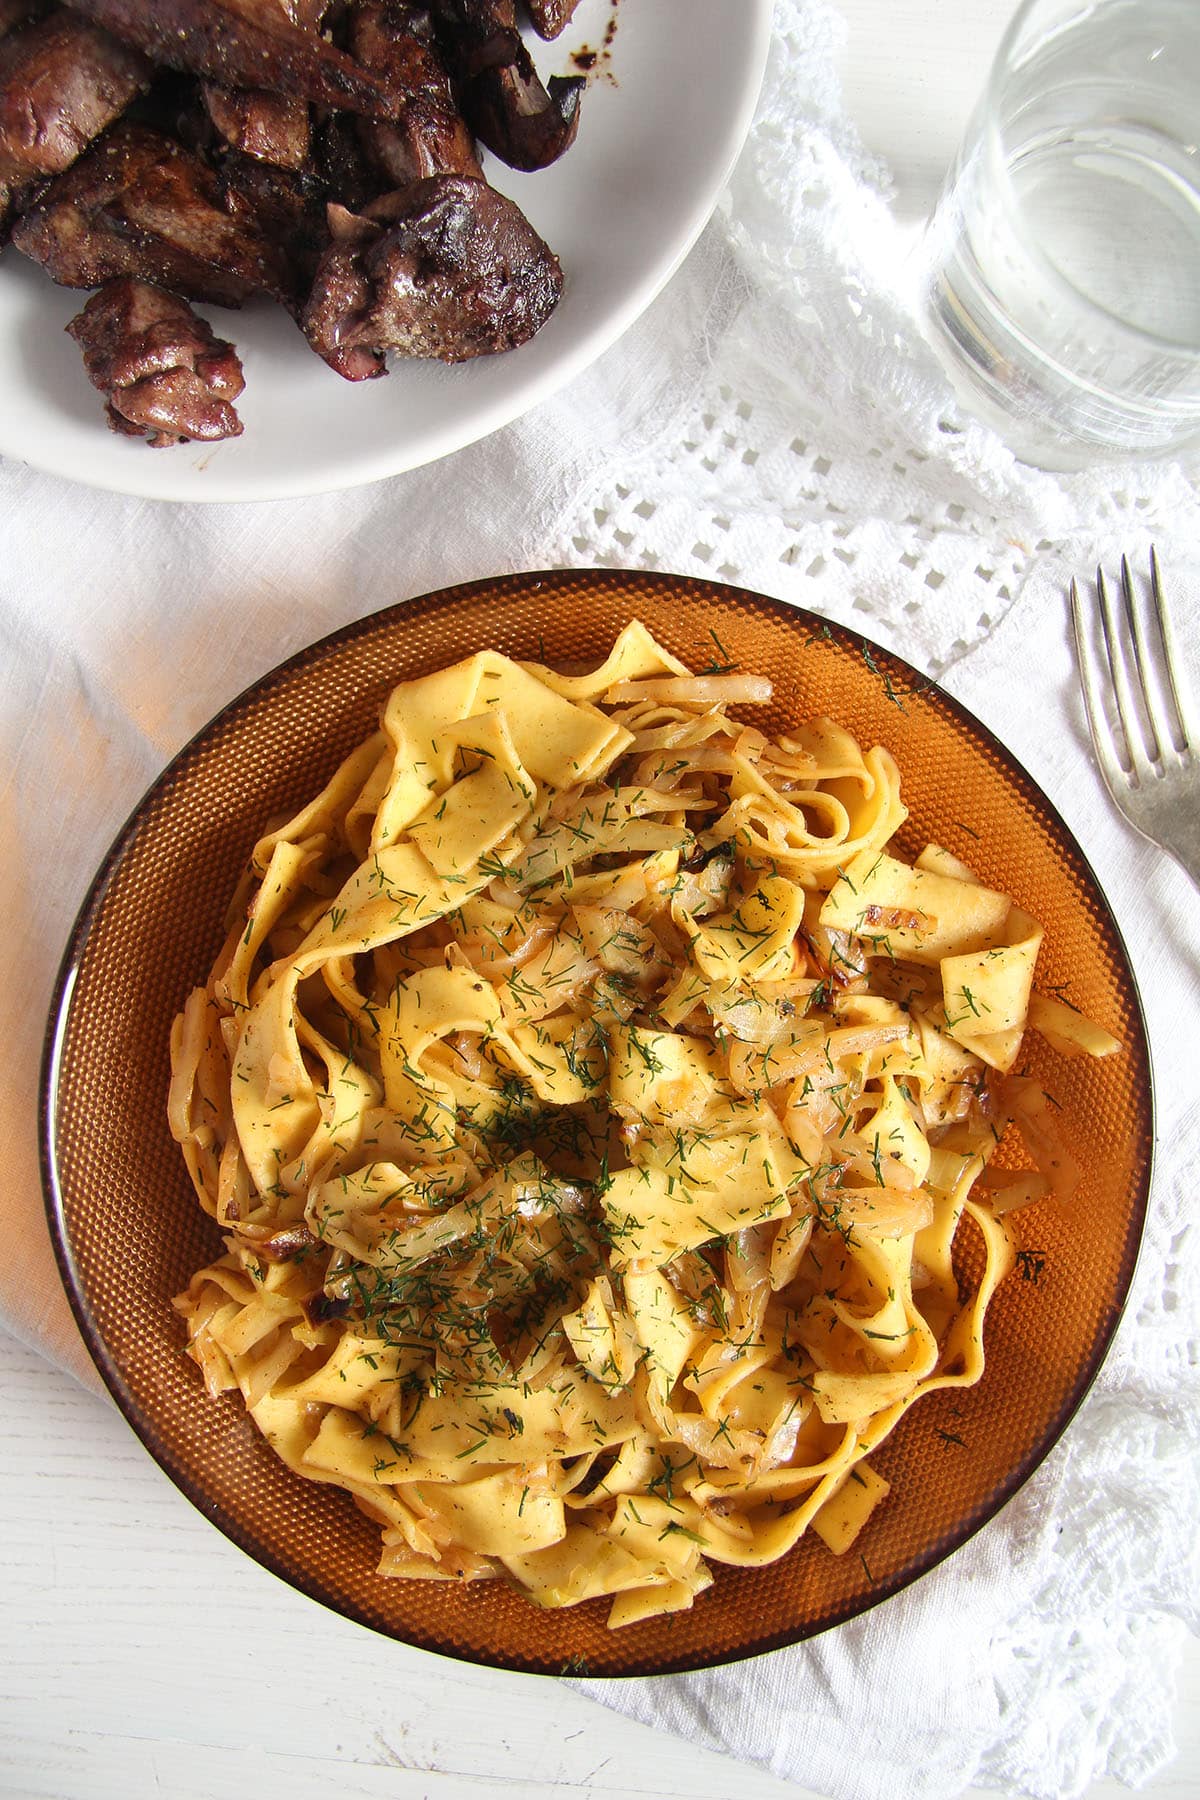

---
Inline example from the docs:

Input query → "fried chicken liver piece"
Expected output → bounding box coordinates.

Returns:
[524,0,580,39]
[0,11,152,184]
[216,147,329,309]
[349,1,481,188]
[66,276,244,445]
[12,122,289,305]
[66,0,399,120]
[302,171,561,380]
[0,9,151,237]
[200,0,332,169]
[202,80,310,169]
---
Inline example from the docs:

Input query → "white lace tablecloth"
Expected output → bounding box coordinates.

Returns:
[1,3,1198,1797]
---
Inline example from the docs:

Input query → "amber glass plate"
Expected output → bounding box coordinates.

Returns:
[41,570,1152,1677]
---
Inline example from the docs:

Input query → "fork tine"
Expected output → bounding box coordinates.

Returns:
[1150,546,1198,752]
[1071,576,1131,799]
[1120,554,1175,764]
[1095,563,1147,779]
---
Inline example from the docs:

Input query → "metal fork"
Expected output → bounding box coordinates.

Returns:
[1070,549,1200,889]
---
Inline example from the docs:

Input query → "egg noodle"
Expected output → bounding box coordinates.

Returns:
[170,622,1119,1627]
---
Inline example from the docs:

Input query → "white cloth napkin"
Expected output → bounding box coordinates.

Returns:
[1,1,1197,1796]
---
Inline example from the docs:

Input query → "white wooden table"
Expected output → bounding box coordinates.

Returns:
[2,4,1197,1798]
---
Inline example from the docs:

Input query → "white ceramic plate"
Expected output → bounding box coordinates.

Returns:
[0,0,772,502]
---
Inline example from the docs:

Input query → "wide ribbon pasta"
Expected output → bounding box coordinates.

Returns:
[170,622,1118,1627]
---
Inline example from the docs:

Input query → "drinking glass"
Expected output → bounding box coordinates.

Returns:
[916,0,1200,469]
